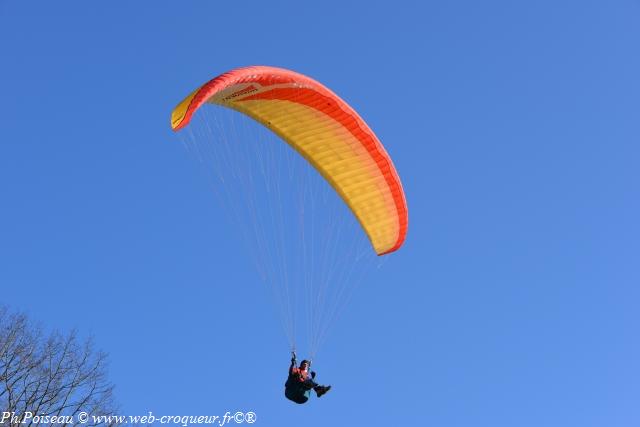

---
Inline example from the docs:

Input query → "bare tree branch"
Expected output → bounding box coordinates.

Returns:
[0,307,120,426]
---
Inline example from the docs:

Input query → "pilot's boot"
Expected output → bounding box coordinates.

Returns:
[314,385,332,397]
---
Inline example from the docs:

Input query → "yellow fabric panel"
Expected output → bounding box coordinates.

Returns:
[219,98,399,254]
[171,89,199,130]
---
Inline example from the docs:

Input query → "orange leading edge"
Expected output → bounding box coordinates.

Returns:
[171,66,407,255]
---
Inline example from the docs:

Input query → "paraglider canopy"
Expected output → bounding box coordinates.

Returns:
[171,66,408,255]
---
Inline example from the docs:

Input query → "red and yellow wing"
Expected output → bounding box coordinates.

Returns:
[171,66,407,255]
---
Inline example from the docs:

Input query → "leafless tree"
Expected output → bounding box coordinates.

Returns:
[0,306,120,426]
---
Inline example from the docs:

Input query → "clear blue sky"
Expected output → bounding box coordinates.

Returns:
[2,1,639,426]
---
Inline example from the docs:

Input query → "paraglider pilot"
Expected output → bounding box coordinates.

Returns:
[284,352,331,404]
